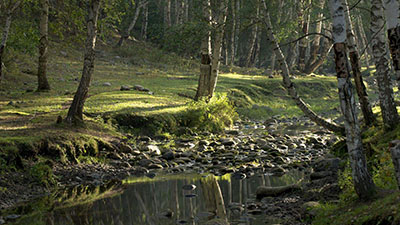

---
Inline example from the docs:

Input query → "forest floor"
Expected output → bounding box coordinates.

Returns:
[0,39,399,224]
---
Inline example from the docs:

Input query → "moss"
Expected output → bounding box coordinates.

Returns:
[29,161,55,188]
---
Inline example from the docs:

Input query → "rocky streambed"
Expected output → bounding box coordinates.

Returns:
[0,116,344,224]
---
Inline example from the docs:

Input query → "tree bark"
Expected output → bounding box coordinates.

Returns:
[117,0,146,47]
[195,0,212,100]
[0,1,21,83]
[229,0,236,66]
[305,0,325,73]
[389,140,400,189]
[342,0,375,126]
[261,0,345,135]
[297,0,311,72]
[208,0,229,97]
[164,0,172,28]
[200,177,228,223]
[65,0,101,124]
[356,15,370,68]
[330,0,375,200]
[371,0,399,130]
[245,2,259,67]
[37,0,51,91]
[141,1,149,41]
[384,0,400,91]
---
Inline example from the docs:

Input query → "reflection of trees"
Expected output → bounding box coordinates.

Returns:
[200,176,229,225]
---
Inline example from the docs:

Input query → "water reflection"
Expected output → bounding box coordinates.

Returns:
[8,171,303,225]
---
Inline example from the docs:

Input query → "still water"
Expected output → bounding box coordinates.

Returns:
[8,171,304,225]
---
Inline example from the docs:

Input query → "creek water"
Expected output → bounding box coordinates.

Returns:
[7,170,304,225]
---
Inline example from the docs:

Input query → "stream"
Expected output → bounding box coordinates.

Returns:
[5,170,305,225]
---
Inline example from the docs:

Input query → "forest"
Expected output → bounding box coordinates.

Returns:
[0,0,400,224]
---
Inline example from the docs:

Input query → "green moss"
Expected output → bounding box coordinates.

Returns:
[29,161,55,188]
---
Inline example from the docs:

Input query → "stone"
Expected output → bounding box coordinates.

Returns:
[133,85,145,91]
[220,138,236,146]
[226,130,240,135]
[182,184,196,191]
[310,171,333,180]
[136,72,145,75]
[60,51,67,57]
[303,201,321,217]
[103,82,112,87]
[120,85,131,91]
[139,136,152,142]
[0,218,4,224]
[5,215,20,220]
[143,145,161,155]
[120,144,133,153]
[256,184,301,199]
[199,140,210,146]
[148,163,163,169]
[148,91,154,95]
[138,159,153,167]
[162,151,175,160]
[108,152,122,160]
[7,101,14,106]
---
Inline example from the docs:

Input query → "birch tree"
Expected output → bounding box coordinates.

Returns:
[65,0,101,124]
[0,0,21,83]
[195,0,229,100]
[37,0,51,91]
[384,0,400,91]
[371,0,399,130]
[116,0,148,47]
[261,0,345,135]
[342,0,375,126]
[329,0,375,199]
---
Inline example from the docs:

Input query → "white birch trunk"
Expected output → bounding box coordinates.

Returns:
[384,0,400,90]
[330,0,375,199]
[371,0,399,130]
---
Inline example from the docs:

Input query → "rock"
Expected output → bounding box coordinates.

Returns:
[143,145,161,155]
[0,218,4,224]
[160,209,174,218]
[162,151,175,160]
[220,138,236,146]
[133,85,145,91]
[103,82,112,87]
[148,91,154,95]
[226,130,240,135]
[303,201,321,217]
[232,172,246,180]
[136,72,145,75]
[310,171,333,180]
[120,85,131,91]
[139,136,152,142]
[120,144,133,153]
[5,214,20,220]
[182,184,196,191]
[268,75,274,78]
[7,101,14,106]
[313,158,341,172]
[148,163,163,169]
[138,159,153,167]
[60,51,67,57]
[108,152,122,160]
[199,140,210,146]
[256,184,301,199]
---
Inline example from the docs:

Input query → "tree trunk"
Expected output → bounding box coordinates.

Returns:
[37,0,51,91]
[297,0,311,72]
[330,0,376,200]
[356,15,370,68]
[164,0,172,28]
[371,0,399,130]
[195,0,212,100]
[117,0,145,47]
[358,15,372,68]
[261,0,345,135]
[342,0,375,126]
[0,1,21,83]
[65,0,101,124]
[270,52,276,71]
[389,140,400,189]
[200,177,228,224]
[384,0,400,91]
[305,0,325,73]
[230,0,236,66]
[254,28,262,67]
[208,0,229,97]
[141,2,149,40]
[245,2,259,68]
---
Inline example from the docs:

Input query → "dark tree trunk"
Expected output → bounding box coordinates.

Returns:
[65,0,101,124]
[37,0,51,91]
[116,0,146,47]
[342,0,375,126]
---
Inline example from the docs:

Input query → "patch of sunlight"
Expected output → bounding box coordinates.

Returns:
[0,124,30,131]
[220,73,267,81]
[0,110,31,116]
[123,173,231,185]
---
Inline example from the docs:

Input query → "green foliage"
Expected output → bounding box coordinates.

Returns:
[29,161,55,188]
[162,22,205,56]
[181,94,238,133]
[7,19,39,55]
